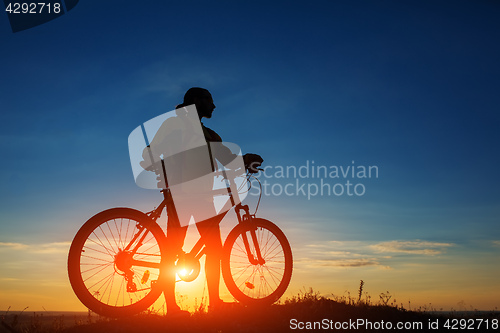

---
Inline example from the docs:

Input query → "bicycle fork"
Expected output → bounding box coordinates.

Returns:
[235,204,265,265]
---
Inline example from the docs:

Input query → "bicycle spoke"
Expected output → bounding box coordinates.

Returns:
[115,277,125,307]
[106,220,117,251]
[83,244,114,258]
[124,220,131,250]
[86,268,114,294]
[113,219,123,250]
[262,265,281,286]
[89,232,115,258]
[225,220,291,303]
[81,261,113,276]
[99,225,117,254]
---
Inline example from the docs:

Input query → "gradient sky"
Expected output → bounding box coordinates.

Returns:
[1,0,499,312]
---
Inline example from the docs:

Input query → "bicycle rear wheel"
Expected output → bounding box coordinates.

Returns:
[222,218,292,305]
[68,208,166,317]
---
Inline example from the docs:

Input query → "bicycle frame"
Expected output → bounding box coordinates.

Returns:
[132,169,266,282]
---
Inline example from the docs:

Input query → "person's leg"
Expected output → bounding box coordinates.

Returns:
[196,215,225,306]
[163,216,188,312]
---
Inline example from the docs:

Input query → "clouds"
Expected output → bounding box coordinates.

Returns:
[0,241,70,254]
[0,242,29,250]
[312,258,384,269]
[370,240,454,255]
[0,241,71,287]
[0,241,76,310]
[294,239,457,271]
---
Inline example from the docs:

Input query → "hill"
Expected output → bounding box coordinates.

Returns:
[2,291,498,332]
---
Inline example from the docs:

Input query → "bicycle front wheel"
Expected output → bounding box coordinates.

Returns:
[222,218,292,305]
[68,208,166,317]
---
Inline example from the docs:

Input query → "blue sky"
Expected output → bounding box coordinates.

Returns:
[1,0,499,311]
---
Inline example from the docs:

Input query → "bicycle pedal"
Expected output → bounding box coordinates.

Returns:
[141,270,150,284]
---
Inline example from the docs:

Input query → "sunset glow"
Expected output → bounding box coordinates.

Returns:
[1,0,499,315]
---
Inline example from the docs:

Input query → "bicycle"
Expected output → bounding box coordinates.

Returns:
[67,165,293,317]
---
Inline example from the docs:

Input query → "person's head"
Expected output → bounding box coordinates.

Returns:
[177,87,216,119]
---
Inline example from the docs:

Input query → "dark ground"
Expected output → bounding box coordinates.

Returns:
[2,297,498,333]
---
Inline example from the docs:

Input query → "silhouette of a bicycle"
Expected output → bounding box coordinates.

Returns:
[68,166,293,317]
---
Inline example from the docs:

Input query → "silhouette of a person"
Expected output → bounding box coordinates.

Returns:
[143,87,263,314]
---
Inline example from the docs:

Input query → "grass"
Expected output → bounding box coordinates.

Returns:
[2,286,499,333]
